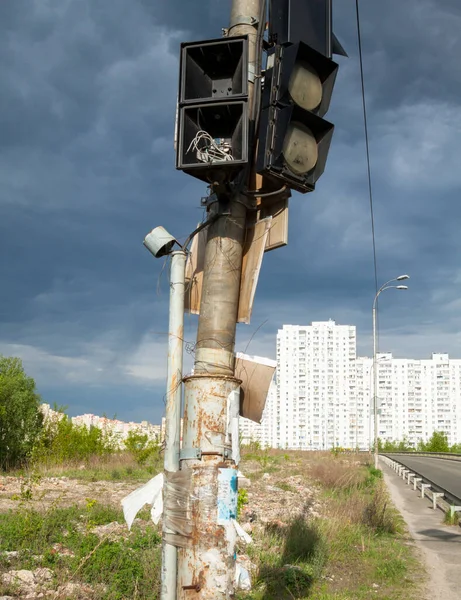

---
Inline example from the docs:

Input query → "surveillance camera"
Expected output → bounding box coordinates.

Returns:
[143,226,179,258]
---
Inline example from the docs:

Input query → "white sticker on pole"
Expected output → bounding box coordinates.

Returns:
[217,468,238,525]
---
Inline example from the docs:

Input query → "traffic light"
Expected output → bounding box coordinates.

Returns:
[256,41,338,194]
[268,0,347,59]
[176,36,250,183]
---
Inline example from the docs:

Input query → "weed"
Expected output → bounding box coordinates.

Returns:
[238,452,421,600]
[0,502,161,599]
[375,556,407,582]
[363,483,401,534]
[444,509,460,526]
[237,489,249,518]
[277,482,296,493]
[110,469,122,480]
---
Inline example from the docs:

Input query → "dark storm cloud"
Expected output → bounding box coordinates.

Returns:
[1,0,461,421]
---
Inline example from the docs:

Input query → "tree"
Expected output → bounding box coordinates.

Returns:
[420,431,450,453]
[124,430,160,466]
[0,356,43,470]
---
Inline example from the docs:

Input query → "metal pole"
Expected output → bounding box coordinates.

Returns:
[372,300,378,469]
[176,1,262,597]
[161,250,186,600]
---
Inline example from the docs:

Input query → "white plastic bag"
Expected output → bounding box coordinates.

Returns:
[121,473,164,530]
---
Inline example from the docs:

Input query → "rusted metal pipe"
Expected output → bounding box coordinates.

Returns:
[162,249,186,600]
[177,375,241,599]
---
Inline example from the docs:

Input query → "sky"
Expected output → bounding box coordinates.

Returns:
[2,0,461,424]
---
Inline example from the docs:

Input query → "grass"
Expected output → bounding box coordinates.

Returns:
[0,500,161,599]
[443,508,460,526]
[1,449,424,599]
[11,452,162,483]
[237,452,422,600]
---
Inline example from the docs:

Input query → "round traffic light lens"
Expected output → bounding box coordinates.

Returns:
[282,122,318,175]
[288,61,322,111]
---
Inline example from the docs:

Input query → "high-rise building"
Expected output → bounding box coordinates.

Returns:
[275,320,357,450]
[356,352,461,447]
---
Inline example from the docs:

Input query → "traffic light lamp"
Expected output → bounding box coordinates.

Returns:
[257,41,338,194]
[176,36,250,184]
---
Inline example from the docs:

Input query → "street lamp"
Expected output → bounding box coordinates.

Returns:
[143,226,185,600]
[372,275,409,469]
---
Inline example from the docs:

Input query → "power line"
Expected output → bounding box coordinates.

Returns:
[355,0,380,345]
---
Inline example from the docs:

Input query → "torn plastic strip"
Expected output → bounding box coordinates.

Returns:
[121,468,253,551]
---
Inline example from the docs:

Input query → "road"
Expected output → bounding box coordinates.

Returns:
[388,454,461,502]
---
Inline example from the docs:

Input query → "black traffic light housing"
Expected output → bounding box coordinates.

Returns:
[269,0,332,56]
[268,0,347,58]
[257,104,334,193]
[257,41,338,194]
[176,36,250,183]
[262,42,338,117]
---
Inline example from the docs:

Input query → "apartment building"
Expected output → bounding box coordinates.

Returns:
[72,413,162,446]
[356,352,461,447]
[243,321,461,451]
[275,320,357,450]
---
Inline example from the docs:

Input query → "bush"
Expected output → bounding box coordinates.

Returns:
[363,483,401,534]
[32,410,116,465]
[418,431,450,453]
[124,430,161,466]
[0,356,43,470]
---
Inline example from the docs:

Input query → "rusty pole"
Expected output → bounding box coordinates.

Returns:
[162,250,186,600]
[176,0,262,597]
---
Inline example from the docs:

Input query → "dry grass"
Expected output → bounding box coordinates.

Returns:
[238,450,422,600]
[18,452,160,483]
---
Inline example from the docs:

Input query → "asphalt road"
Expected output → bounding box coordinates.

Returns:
[388,455,461,502]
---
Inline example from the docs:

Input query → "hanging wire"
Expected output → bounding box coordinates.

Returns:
[355,0,380,347]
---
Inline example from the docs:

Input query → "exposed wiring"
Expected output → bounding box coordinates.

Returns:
[242,185,287,198]
[244,319,269,353]
[252,0,267,124]
[186,130,234,164]
[182,213,220,251]
[355,0,380,344]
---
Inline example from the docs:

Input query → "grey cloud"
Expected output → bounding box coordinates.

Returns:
[1,0,461,420]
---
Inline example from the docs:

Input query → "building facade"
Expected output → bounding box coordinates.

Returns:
[239,321,461,451]
[356,352,461,447]
[274,320,357,450]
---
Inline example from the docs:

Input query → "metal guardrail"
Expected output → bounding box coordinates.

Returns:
[382,451,461,462]
[381,454,461,511]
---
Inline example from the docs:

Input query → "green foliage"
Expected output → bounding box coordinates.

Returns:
[0,502,161,599]
[364,483,401,535]
[237,488,249,518]
[246,518,328,599]
[374,557,407,581]
[376,436,413,452]
[363,465,383,488]
[244,439,262,452]
[330,446,347,457]
[124,429,161,466]
[32,410,117,465]
[0,356,43,470]
[378,432,461,454]
[417,430,450,452]
[238,453,420,600]
[277,482,296,493]
[443,508,460,526]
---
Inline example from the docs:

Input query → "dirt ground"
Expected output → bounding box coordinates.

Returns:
[0,475,138,513]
